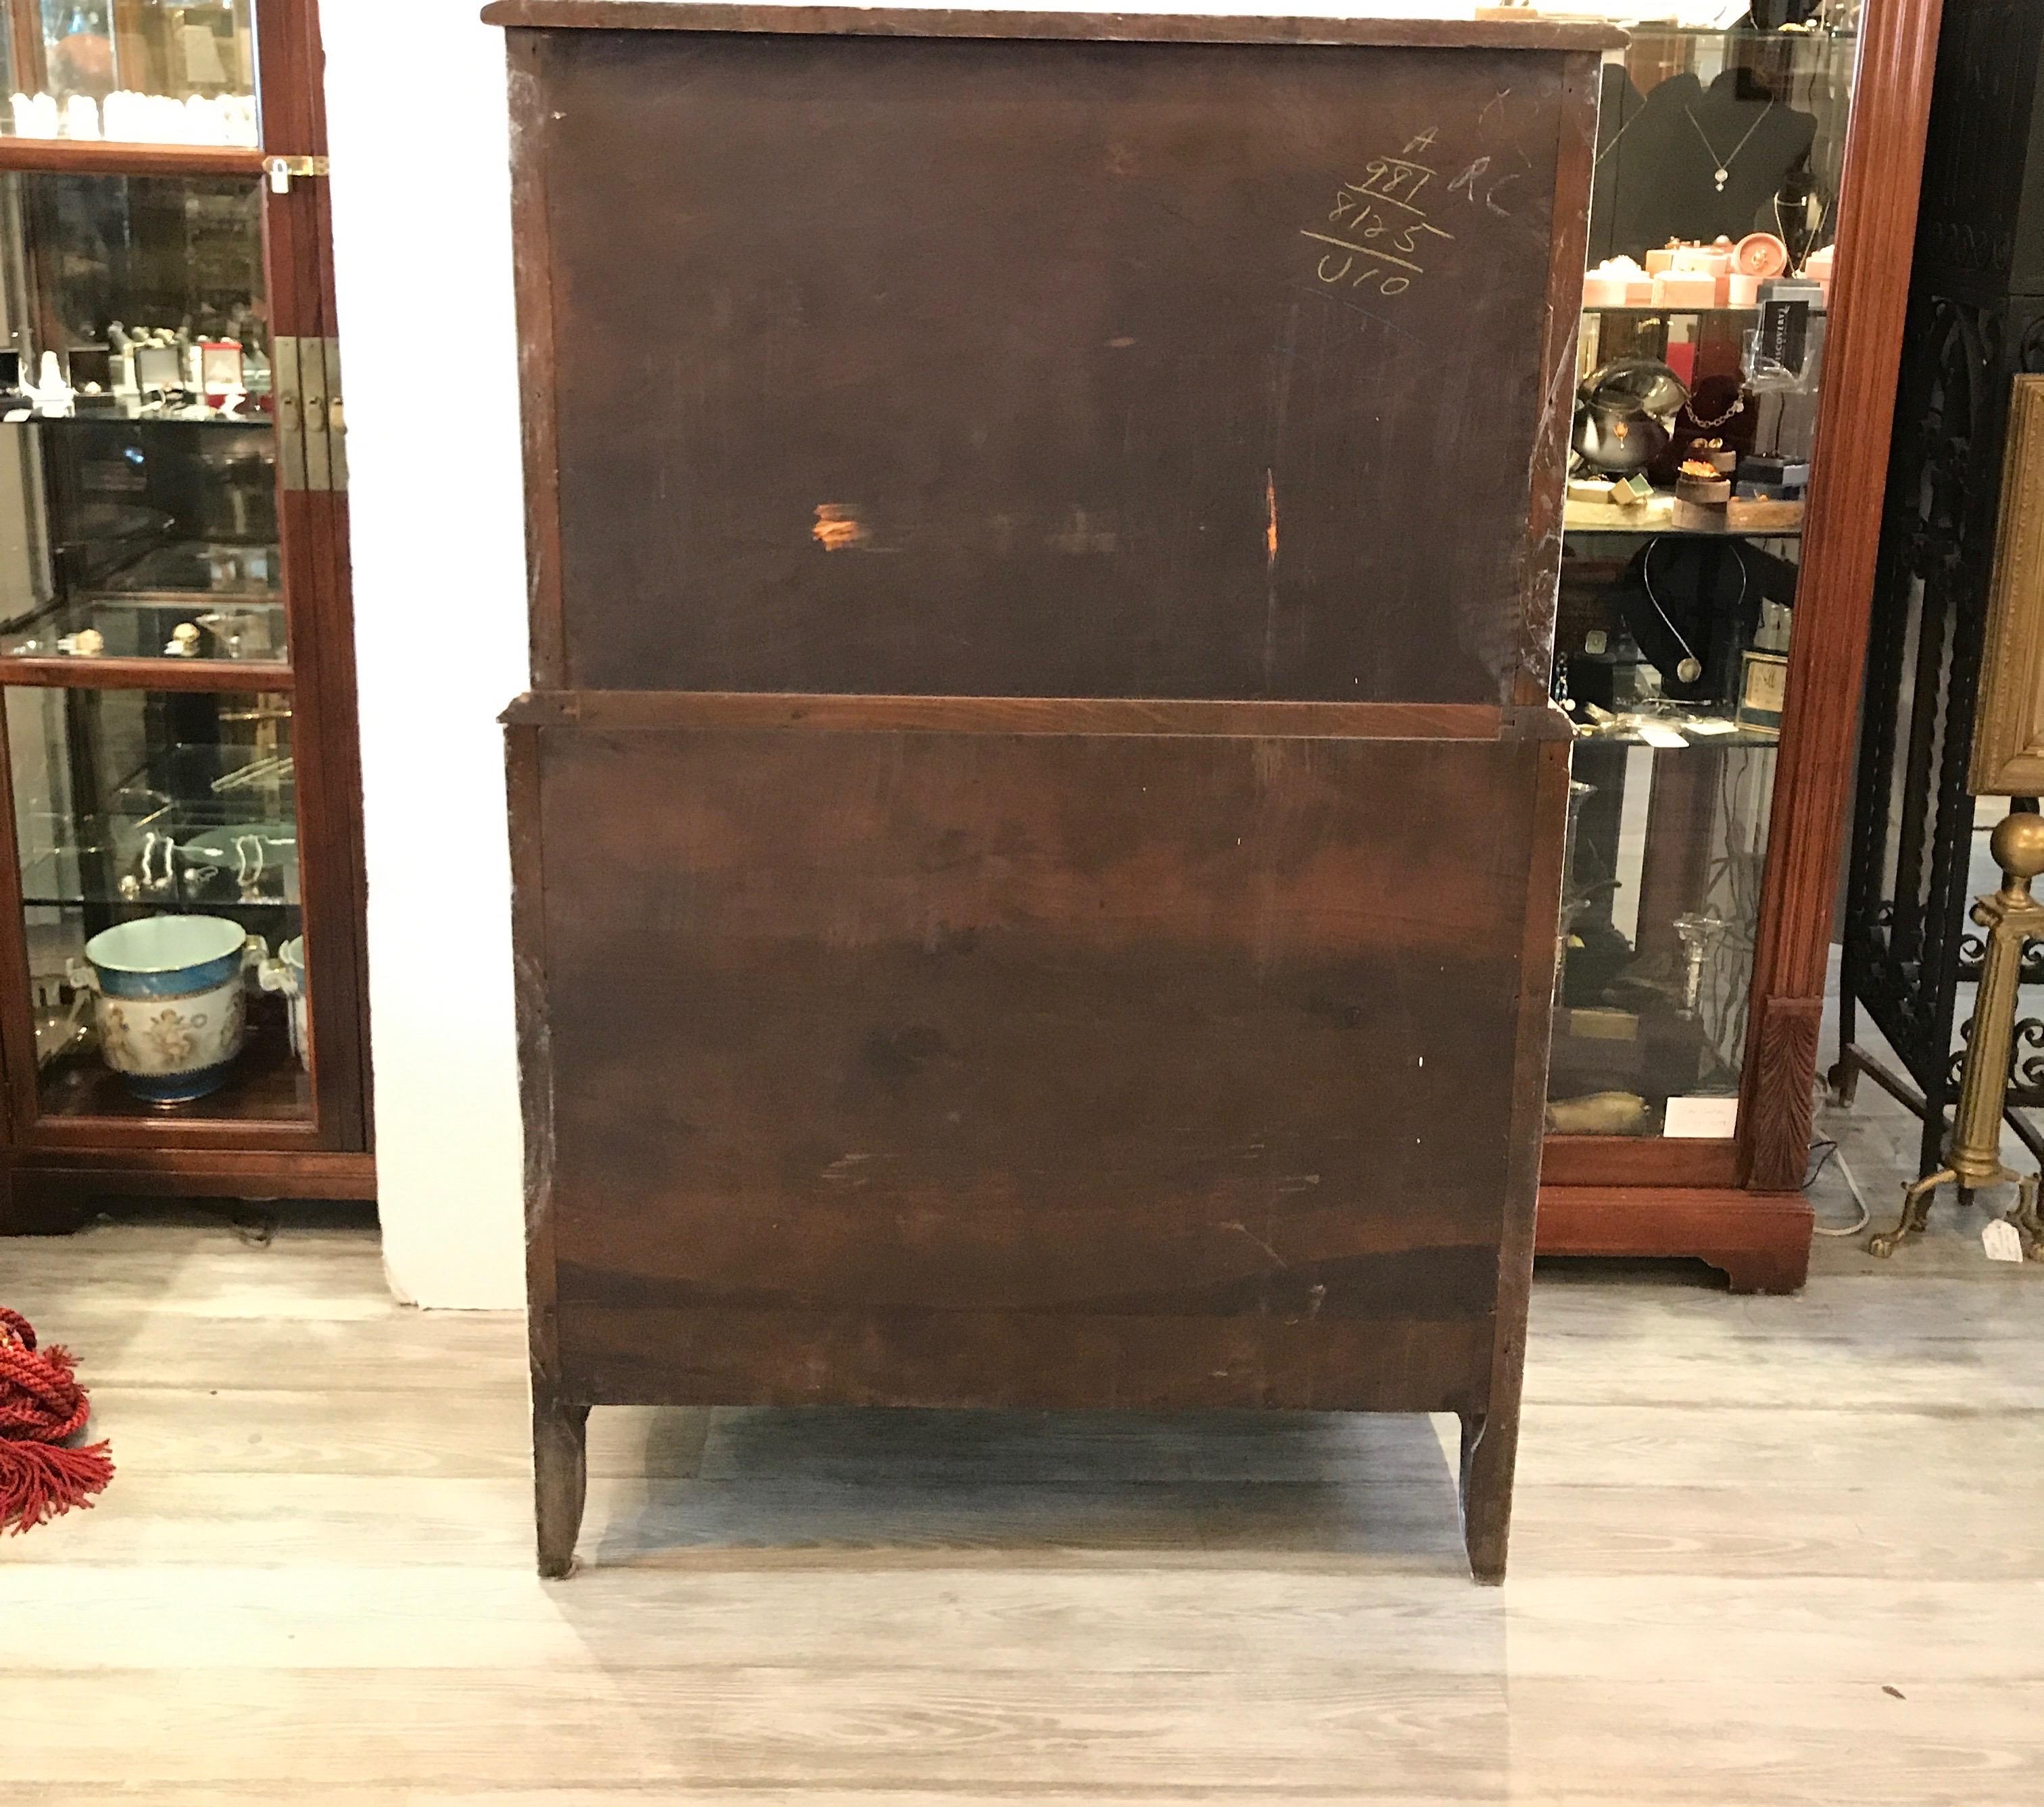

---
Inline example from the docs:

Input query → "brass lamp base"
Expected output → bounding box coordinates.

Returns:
[1869,1164,2044,1260]
[1870,813,2044,1262]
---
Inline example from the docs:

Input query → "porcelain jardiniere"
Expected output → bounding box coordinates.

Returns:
[73,914,256,1103]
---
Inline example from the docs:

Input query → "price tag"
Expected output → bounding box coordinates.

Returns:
[1983,1219,2025,1264]
[1664,1095,1740,1139]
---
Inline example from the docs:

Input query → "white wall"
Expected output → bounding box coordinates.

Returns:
[322,0,1478,1309]
[324,1,530,1306]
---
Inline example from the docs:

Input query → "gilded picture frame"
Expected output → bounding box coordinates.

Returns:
[1973,374,2044,795]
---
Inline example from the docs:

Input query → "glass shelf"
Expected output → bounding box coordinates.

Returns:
[0,170,276,645]
[0,166,266,338]
[7,684,308,1123]
[15,716,297,906]
[1581,303,1766,320]
[1549,732,1774,1140]
[1551,3,1847,1148]
[0,407,282,666]
[36,999,306,1119]
[0,2,258,148]
[1,397,270,424]
[1571,714,1782,751]
[1564,497,1805,538]
[1,543,285,666]
[1615,22,1857,49]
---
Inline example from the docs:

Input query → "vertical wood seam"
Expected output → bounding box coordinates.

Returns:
[508,30,570,689]
[1514,49,1599,710]
[507,726,563,1390]
[1743,0,1947,1010]
[1732,0,1945,1185]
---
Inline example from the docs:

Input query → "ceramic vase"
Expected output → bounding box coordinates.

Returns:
[73,914,256,1103]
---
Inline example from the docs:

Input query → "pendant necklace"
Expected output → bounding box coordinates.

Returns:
[1594,96,1642,168]
[1641,536,1747,687]
[1684,98,1776,193]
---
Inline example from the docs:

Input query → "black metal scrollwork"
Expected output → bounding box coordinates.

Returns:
[2014,1016,2044,1091]
[1840,284,2044,1174]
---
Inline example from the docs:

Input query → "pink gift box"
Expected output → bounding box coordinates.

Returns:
[1653,271,1718,307]
[1805,245,1835,310]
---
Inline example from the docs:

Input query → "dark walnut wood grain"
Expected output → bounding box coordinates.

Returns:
[513,707,1567,1576]
[481,2,1624,51]
[496,11,1597,1582]
[527,29,1569,703]
[531,723,1540,1408]
[502,691,1508,740]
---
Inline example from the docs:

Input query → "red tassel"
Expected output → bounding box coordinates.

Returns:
[0,1436,114,1533]
[0,1306,113,1533]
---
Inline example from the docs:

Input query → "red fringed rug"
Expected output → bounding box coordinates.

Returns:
[0,1306,114,1533]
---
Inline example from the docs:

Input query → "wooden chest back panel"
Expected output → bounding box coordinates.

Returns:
[525,718,1542,1410]
[526,30,1565,701]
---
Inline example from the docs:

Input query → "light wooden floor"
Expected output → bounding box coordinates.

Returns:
[4,1085,2042,1804]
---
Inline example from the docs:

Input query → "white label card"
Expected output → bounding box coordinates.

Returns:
[1663,1095,1740,1139]
[1983,1218,2025,1264]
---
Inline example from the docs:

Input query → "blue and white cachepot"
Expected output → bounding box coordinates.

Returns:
[72,915,257,1103]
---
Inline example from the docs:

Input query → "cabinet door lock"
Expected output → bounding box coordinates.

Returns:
[264,154,330,193]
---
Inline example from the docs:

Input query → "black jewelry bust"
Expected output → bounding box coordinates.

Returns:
[1601,67,1817,258]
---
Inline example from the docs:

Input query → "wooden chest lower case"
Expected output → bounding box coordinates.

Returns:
[488,1,1610,1581]
[508,695,1570,1579]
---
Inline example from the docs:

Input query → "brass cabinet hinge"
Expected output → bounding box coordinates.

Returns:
[264,153,329,193]
[274,335,347,493]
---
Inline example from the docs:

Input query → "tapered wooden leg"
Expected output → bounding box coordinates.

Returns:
[1458,1410,1516,1586]
[533,1387,590,1579]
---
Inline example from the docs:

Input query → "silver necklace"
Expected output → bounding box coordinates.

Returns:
[1772,187,1834,269]
[1594,98,1642,168]
[1684,99,1776,193]
[1642,537,1748,685]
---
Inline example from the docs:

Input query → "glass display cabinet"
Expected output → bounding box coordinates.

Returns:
[1531,0,1940,1289]
[1,3,256,148]
[0,0,366,1228]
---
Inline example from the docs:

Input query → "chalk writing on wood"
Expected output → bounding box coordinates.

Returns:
[1446,154,1522,218]
[1301,130,1455,299]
